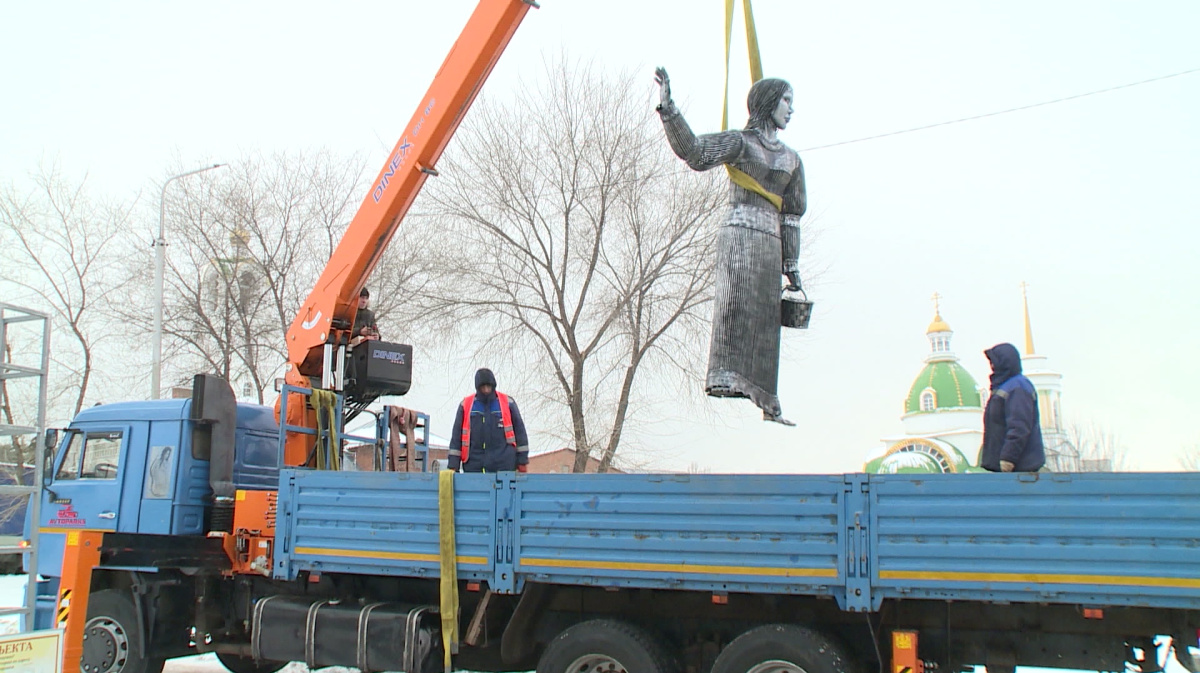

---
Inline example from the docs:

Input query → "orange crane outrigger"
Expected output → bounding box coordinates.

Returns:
[278,0,537,467]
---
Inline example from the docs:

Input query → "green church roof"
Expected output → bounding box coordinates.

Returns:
[905,360,982,414]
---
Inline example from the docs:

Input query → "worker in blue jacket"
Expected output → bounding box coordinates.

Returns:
[979,343,1046,472]
[448,368,530,473]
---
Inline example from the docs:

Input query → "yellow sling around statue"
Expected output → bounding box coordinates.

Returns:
[721,0,783,211]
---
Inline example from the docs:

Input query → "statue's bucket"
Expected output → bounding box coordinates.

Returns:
[781,289,812,329]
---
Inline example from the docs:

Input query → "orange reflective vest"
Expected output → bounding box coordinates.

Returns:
[459,392,516,465]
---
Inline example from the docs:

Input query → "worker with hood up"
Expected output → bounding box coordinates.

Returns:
[448,368,530,473]
[979,343,1045,473]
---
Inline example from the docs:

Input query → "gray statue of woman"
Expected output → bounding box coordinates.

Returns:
[655,67,805,426]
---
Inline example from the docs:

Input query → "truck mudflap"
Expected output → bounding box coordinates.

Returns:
[250,595,441,672]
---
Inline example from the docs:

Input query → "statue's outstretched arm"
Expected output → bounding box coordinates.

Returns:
[655,68,743,172]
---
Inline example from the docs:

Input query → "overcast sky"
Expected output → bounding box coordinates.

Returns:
[2,1,1198,473]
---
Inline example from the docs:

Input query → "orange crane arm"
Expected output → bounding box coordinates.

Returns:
[284,0,534,383]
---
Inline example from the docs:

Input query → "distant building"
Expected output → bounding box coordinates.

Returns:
[866,289,1077,473]
[865,301,984,474]
[1016,287,1078,471]
[528,448,625,474]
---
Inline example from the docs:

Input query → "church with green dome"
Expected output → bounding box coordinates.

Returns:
[866,301,986,474]
[904,314,982,415]
[866,291,1077,474]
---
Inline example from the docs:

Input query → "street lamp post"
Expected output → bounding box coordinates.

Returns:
[150,163,226,399]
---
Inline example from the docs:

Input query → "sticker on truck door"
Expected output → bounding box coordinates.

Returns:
[144,445,175,499]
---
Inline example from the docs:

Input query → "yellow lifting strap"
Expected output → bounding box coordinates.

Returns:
[438,469,459,672]
[721,0,784,212]
[722,0,764,130]
[310,389,340,470]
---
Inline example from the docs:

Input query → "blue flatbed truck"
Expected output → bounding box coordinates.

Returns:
[31,375,1200,673]
[24,1,1199,671]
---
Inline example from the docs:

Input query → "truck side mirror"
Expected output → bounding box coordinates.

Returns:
[42,429,58,487]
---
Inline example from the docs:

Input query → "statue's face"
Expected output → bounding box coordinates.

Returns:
[772,89,794,130]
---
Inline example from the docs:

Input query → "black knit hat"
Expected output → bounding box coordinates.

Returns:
[360,287,370,298]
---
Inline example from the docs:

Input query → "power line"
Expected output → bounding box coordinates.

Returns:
[801,66,1200,152]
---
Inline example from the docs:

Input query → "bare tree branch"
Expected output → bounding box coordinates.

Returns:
[118,151,368,401]
[407,58,723,472]
[0,164,136,417]
[1064,419,1132,472]
[1178,446,1200,471]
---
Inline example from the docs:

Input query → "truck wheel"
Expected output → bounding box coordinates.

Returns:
[711,624,853,673]
[215,652,287,673]
[83,590,165,673]
[536,619,679,673]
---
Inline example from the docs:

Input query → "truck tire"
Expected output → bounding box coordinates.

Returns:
[83,590,166,673]
[536,619,679,673]
[215,652,287,673]
[711,624,853,673]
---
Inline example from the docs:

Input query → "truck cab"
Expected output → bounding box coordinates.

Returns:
[37,396,280,578]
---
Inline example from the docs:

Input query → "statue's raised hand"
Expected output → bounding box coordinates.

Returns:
[654,67,671,109]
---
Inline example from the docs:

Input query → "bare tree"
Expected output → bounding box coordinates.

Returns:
[158,215,277,399]
[1179,446,1200,471]
[214,150,368,342]
[0,166,136,416]
[1065,420,1131,472]
[0,168,132,543]
[412,60,724,472]
[122,151,369,400]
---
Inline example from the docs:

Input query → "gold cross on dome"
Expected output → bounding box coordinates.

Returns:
[931,291,942,316]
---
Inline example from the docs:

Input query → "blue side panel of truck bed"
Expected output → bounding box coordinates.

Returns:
[513,474,846,598]
[275,470,496,582]
[274,470,1200,612]
[870,472,1200,610]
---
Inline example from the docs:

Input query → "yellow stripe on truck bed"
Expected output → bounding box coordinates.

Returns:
[521,557,838,579]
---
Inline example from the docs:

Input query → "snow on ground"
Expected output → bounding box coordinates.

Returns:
[162,653,225,673]
[0,573,26,634]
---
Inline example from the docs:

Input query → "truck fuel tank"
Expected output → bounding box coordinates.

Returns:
[251,595,440,672]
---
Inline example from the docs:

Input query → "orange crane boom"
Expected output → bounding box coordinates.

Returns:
[284,0,535,387]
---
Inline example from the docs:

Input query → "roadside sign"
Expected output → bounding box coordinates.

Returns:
[0,629,62,673]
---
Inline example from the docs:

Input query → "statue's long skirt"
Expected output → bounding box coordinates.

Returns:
[706,203,783,417]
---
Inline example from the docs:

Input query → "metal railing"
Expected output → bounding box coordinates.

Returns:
[0,303,50,631]
[277,384,432,472]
